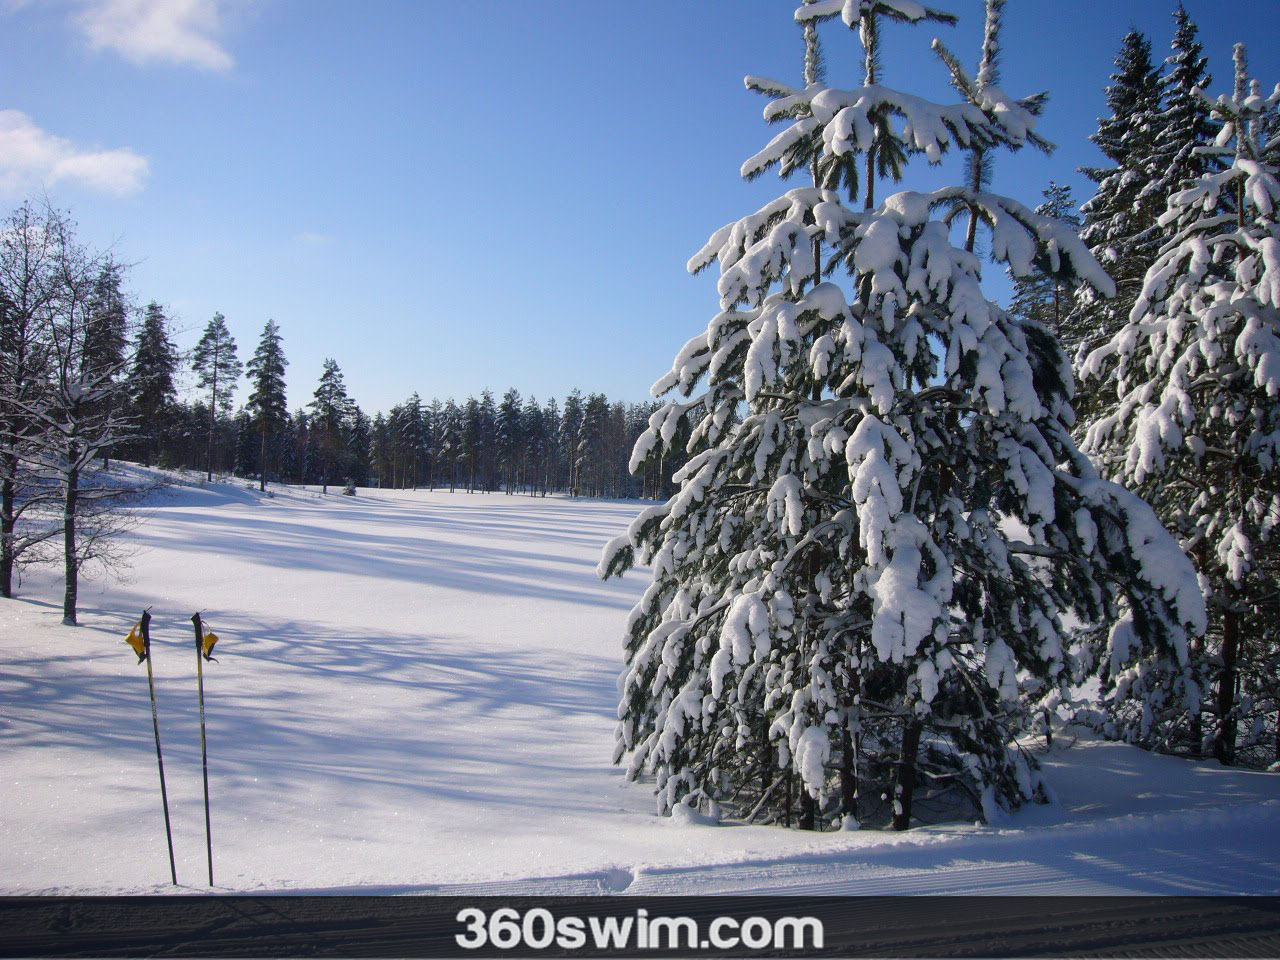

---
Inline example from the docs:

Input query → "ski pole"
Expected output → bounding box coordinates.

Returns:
[191,612,216,887]
[133,609,177,886]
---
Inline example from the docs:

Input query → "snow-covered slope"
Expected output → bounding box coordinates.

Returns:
[0,471,1276,895]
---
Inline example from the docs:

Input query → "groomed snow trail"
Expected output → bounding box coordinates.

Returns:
[1,471,1277,895]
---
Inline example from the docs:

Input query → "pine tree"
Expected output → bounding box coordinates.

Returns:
[561,390,584,495]
[522,395,545,495]
[1141,5,1216,221]
[383,403,403,487]
[371,411,390,487]
[348,405,372,489]
[191,312,242,482]
[578,393,609,497]
[399,393,425,489]
[245,320,288,491]
[309,358,351,494]
[233,409,258,479]
[1081,47,1280,767]
[497,388,524,494]
[425,398,442,490]
[1065,30,1164,376]
[477,389,498,491]
[442,398,463,492]
[281,409,304,483]
[1008,182,1078,333]
[541,396,560,496]
[460,396,481,493]
[601,0,1204,829]
[300,414,320,485]
[129,302,178,467]
[84,261,129,468]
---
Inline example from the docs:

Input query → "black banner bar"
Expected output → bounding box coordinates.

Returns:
[2,895,1278,958]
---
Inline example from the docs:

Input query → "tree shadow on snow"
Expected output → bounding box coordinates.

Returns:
[125,507,636,611]
[1,605,626,827]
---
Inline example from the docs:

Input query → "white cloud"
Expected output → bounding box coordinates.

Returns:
[0,109,149,196]
[75,0,235,71]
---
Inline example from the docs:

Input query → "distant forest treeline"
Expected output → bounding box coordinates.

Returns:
[213,384,688,500]
[118,301,689,499]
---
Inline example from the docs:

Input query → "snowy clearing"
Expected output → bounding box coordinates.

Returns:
[1,468,1277,896]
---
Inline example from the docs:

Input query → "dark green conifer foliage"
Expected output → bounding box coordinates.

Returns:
[1067,30,1164,375]
[245,320,288,492]
[348,405,372,488]
[233,410,258,479]
[85,264,129,392]
[309,358,352,494]
[191,312,242,482]
[83,263,130,470]
[129,302,178,467]
[1145,5,1215,206]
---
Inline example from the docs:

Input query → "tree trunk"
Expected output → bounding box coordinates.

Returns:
[206,401,216,483]
[1,454,15,598]
[1190,635,1204,756]
[865,147,876,210]
[259,430,267,492]
[840,720,858,823]
[892,718,923,831]
[798,785,816,831]
[62,460,78,625]
[760,713,772,818]
[964,201,980,254]
[1215,603,1241,765]
[205,365,219,483]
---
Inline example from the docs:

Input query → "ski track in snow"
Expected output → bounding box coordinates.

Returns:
[1,468,1277,896]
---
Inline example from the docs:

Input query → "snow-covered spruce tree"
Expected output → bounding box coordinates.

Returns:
[1065,29,1164,400]
[1139,5,1216,228]
[1082,47,1280,767]
[601,0,1204,830]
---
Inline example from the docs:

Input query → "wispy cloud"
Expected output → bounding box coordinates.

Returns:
[74,0,235,71]
[297,231,334,249]
[0,109,149,195]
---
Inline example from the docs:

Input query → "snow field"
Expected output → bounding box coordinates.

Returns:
[0,471,1277,895]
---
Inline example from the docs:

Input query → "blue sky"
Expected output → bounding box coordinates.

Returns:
[1,0,1276,415]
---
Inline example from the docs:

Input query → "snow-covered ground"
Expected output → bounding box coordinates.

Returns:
[1,469,1277,896]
